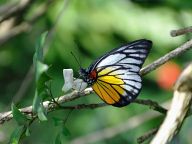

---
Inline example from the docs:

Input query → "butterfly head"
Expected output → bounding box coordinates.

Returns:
[79,68,97,86]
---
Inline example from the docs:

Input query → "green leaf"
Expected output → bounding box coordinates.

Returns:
[33,31,48,82]
[11,103,28,126]
[32,91,40,113]
[35,61,48,83]
[37,70,51,94]
[9,126,25,144]
[33,31,48,63]
[25,127,30,137]
[32,32,49,121]
[37,103,47,121]
[54,133,62,144]
[62,125,71,136]
[32,67,51,113]
[52,117,63,126]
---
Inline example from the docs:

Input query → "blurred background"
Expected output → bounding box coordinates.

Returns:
[0,0,192,143]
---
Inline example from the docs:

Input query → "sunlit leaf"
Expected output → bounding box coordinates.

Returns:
[11,103,28,126]
[37,71,51,94]
[33,31,48,63]
[35,61,48,83]
[37,103,47,121]
[32,91,40,113]
[32,33,50,120]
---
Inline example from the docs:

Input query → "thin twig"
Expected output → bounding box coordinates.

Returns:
[140,39,192,76]
[3,66,34,111]
[0,0,57,47]
[0,22,31,46]
[134,99,167,114]
[137,128,158,144]
[55,103,107,110]
[0,1,17,15]
[170,26,192,37]
[12,66,34,103]
[0,0,34,23]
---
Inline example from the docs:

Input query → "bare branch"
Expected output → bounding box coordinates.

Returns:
[134,99,167,114]
[0,0,57,47]
[140,39,192,76]
[0,22,31,46]
[150,63,192,144]
[0,0,34,23]
[0,1,17,15]
[137,128,158,144]
[170,26,192,37]
[0,88,94,124]
[140,40,192,76]
[12,66,34,104]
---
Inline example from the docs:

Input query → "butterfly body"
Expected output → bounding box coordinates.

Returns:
[80,39,152,107]
[79,68,97,86]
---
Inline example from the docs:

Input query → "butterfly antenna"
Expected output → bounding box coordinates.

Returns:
[71,51,82,69]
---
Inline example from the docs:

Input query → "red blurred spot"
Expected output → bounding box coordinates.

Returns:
[156,62,181,90]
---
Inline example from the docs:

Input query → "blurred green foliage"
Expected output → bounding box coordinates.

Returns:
[1,0,192,143]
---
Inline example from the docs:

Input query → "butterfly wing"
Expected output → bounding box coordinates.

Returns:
[91,39,152,107]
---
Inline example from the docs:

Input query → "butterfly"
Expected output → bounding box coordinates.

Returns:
[79,39,152,107]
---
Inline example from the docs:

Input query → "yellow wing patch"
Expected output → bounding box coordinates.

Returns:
[98,75,124,85]
[92,82,120,104]
[112,85,125,96]
[92,67,127,105]
[98,68,112,76]
[92,68,127,105]
[98,81,120,101]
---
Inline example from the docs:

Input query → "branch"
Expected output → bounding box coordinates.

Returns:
[150,63,192,144]
[0,88,94,124]
[137,128,158,144]
[140,39,192,76]
[170,26,192,37]
[12,66,34,104]
[134,99,167,114]
[1,38,192,124]
[0,0,34,23]
[0,0,57,47]
[0,22,31,46]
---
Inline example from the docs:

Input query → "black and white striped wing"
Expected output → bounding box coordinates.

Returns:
[91,39,152,107]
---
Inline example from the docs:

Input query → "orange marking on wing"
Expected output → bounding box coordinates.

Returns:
[112,85,125,96]
[92,82,116,104]
[98,81,120,102]
[92,83,104,101]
